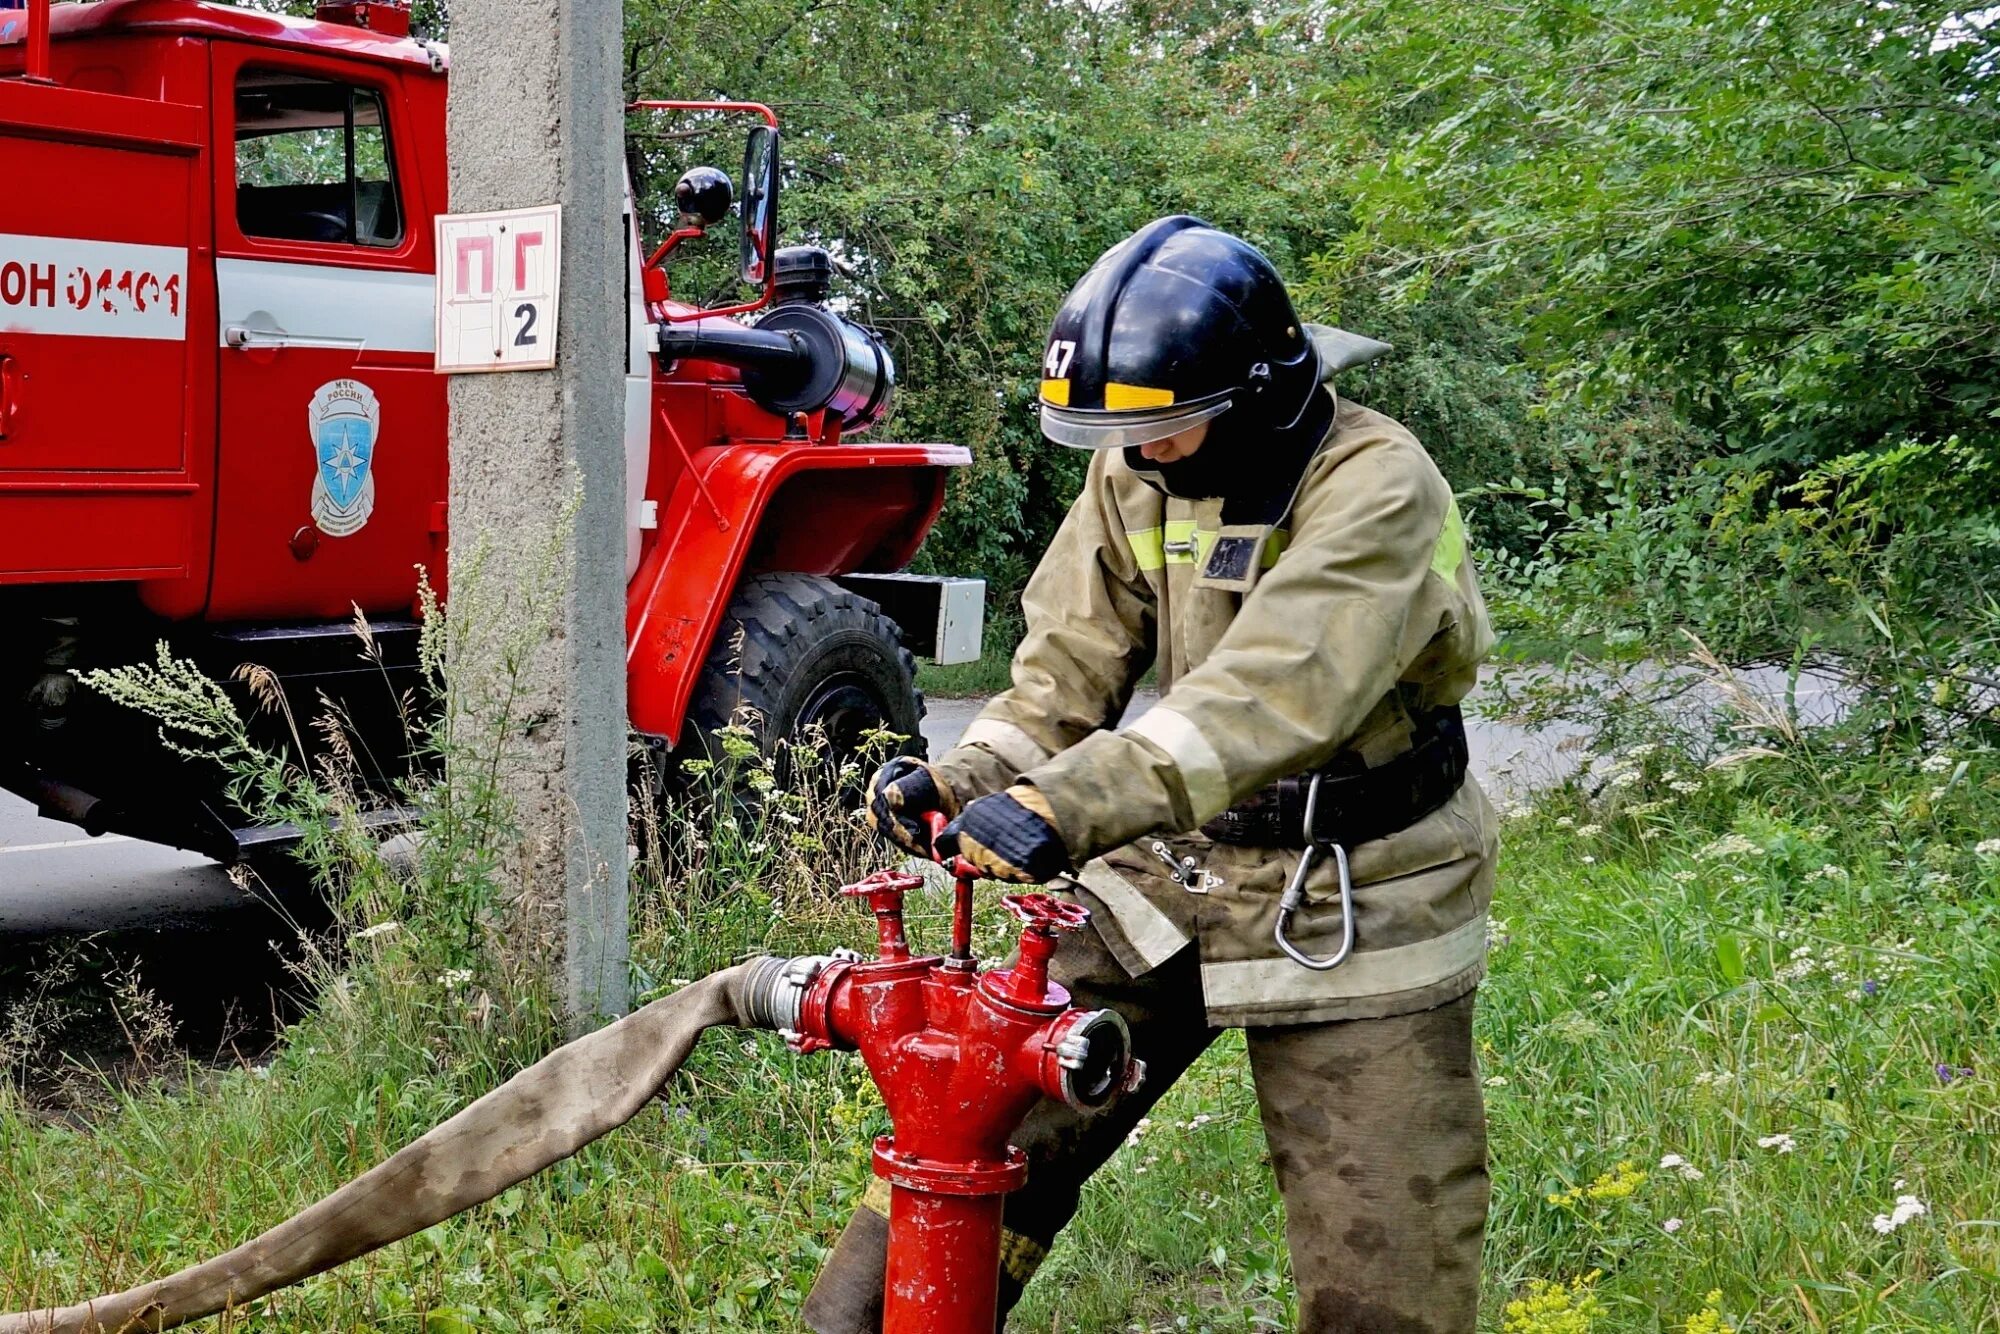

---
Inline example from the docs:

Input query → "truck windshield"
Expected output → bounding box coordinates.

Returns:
[235,71,402,248]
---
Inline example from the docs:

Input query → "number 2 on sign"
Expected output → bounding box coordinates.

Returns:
[514,303,540,347]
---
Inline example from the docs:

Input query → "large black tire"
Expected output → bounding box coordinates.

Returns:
[682,574,926,774]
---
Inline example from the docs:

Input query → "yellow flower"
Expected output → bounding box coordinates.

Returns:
[1547,1161,1648,1209]
[1682,1290,1735,1334]
[1503,1271,1604,1333]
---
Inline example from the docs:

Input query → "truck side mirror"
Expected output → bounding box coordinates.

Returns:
[740,125,780,287]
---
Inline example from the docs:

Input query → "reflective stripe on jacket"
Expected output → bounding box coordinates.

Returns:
[934,392,1498,1025]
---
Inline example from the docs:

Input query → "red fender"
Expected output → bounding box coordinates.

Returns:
[624,436,969,742]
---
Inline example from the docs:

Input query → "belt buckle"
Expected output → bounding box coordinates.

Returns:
[1274,773,1355,971]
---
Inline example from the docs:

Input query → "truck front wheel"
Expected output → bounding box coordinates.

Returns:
[681,574,925,782]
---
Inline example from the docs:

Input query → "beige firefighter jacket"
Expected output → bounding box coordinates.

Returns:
[933,391,1499,1027]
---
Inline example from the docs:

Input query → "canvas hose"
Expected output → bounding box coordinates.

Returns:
[0,961,778,1334]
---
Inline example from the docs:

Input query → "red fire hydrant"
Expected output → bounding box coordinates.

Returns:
[738,850,1143,1333]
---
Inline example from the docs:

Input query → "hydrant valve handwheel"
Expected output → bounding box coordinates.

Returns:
[839,868,924,962]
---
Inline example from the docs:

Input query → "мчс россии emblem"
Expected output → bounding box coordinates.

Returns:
[308,378,379,537]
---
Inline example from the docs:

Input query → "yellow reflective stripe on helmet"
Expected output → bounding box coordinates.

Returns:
[1039,377,1071,407]
[1430,497,1467,581]
[1104,382,1175,410]
[1125,526,1165,571]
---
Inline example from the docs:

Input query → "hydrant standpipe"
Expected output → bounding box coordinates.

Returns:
[738,846,1143,1332]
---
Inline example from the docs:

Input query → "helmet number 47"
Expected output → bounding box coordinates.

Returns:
[1043,339,1076,379]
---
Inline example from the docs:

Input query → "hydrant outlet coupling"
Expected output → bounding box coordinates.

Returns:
[1043,1007,1143,1111]
[738,954,847,1042]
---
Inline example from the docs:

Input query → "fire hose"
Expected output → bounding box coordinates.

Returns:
[2,837,1141,1334]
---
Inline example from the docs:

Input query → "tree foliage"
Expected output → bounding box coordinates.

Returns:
[611,0,1996,708]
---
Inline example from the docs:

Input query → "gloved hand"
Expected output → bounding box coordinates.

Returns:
[864,757,960,859]
[936,784,1071,884]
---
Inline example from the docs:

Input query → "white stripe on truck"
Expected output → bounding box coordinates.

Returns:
[0,233,189,341]
[216,258,436,354]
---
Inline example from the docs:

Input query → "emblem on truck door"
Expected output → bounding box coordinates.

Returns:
[308,379,379,537]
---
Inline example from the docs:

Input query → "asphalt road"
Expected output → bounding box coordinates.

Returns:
[0,801,250,933]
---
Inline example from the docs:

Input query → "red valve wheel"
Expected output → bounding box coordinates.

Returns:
[1001,892,1091,933]
[839,870,926,898]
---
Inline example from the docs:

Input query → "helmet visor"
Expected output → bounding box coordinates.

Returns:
[1040,393,1232,451]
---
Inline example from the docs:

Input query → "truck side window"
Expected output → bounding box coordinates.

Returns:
[235,71,403,247]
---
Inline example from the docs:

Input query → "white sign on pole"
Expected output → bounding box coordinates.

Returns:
[434,205,562,373]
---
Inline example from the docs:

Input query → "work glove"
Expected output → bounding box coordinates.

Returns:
[864,757,960,859]
[936,784,1071,884]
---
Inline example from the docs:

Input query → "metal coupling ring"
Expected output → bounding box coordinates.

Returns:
[1273,774,1356,971]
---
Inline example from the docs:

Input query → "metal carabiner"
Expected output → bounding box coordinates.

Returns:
[1273,774,1355,971]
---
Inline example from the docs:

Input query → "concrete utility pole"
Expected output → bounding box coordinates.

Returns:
[445,0,629,1022]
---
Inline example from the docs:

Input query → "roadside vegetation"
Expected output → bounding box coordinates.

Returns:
[4,612,1996,1330]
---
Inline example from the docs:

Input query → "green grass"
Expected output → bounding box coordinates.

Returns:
[3,736,1997,1330]
[916,647,1019,700]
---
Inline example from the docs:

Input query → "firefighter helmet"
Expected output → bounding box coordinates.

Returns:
[1036,216,1321,454]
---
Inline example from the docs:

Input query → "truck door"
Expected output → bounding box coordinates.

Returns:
[208,48,443,622]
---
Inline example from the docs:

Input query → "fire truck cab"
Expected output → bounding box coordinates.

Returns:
[0,0,981,865]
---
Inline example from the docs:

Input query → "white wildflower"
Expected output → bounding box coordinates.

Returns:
[1670,779,1702,795]
[1486,918,1512,949]
[1662,1217,1684,1234]
[1575,823,1603,837]
[1757,1133,1796,1154]
[1920,753,1954,774]
[1609,771,1643,789]
[33,1249,61,1271]
[1871,1194,1928,1234]
[1125,1117,1153,1148]
[350,920,401,942]
[1975,838,2000,857]
[1671,870,1698,885]
[1581,855,1597,865]
[437,968,474,989]
[1484,1075,1510,1088]
[1658,1154,1704,1180]
[1625,744,1660,761]
[1697,833,1763,861]
[1555,816,1576,829]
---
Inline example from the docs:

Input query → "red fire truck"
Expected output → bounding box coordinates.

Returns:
[0,0,981,865]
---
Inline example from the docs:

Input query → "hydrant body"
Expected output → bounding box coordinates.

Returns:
[747,874,1139,1333]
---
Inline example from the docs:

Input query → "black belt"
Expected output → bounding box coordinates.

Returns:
[1200,704,1469,973]
[1201,705,1470,850]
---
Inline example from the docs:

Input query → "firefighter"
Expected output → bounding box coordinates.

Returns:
[809,215,1498,1333]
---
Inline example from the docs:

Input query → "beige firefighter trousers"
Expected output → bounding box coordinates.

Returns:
[802,921,1490,1333]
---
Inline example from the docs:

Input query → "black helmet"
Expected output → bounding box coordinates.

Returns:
[1037,216,1322,455]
